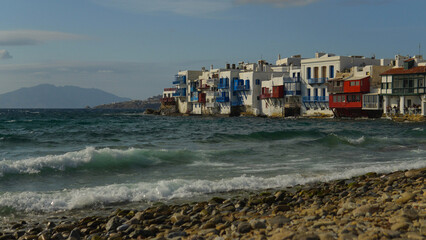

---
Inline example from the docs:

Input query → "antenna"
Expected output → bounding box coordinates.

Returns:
[419,43,421,56]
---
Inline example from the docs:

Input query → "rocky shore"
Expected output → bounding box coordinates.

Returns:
[1,168,425,240]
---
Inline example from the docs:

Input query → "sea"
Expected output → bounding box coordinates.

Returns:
[0,109,425,223]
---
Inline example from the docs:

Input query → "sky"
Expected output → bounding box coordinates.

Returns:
[0,0,425,99]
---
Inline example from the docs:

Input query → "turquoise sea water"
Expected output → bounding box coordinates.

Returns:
[0,109,425,218]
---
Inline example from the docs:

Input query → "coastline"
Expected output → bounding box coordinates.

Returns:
[2,167,424,240]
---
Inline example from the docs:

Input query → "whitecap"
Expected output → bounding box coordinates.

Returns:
[1,159,425,213]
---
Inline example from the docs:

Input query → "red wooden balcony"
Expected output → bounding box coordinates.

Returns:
[198,92,206,103]
[329,93,363,108]
[272,86,284,98]
[344,77,370,93]
[260,93,272,99]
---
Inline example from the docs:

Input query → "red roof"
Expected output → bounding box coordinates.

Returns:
[380,66,426,75]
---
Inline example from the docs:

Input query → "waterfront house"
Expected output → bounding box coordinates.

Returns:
[328,65,392,118]
[300,53,390,116]
[161,88,177,106]
[380,56,426,116]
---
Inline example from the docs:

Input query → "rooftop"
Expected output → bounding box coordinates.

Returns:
[380,66,426,75]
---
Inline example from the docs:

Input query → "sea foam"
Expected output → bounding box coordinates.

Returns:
[1,159,424,213]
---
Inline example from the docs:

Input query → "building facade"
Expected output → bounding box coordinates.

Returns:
[380,57,426,116]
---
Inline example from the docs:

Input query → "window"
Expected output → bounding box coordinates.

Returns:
[307,67,311,79]
[329,65,334,78]
[255,79,260,85]
[333,95,337,103]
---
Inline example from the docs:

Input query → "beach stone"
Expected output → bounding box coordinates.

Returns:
[406,232,424,240]
[338,233,357,240]
[107,233,121,240]
[38,233,50,240]
[51,233,65,240]
[396,192,415,204]
[54,224,74,232]
[293,233,320,240]
[167,231,187,238]
[270,229,295,240]
[237,222,251,234]
[404,169,423,178]
[273,205,290,213]
[67,229,81,240]
[116,224,129,232]
[352,204,379,217]
[318,232,335,240]
[267,216,291,227]
[312,220,335,228]
[391,222,410,231]
[46,222,56,229]
[249,219,266,229]
[0,235,14,240]
[381,229,400,238]
[105,217,120,232]
[399,207,419,220]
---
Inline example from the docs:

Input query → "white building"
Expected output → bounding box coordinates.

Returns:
[380,56,426,116]
[300,53,390,116]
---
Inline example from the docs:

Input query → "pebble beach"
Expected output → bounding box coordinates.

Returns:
[1,167,425,240]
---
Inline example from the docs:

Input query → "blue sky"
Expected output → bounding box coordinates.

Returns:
[0,0,425,99]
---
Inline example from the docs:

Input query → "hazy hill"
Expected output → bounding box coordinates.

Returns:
[0,84,131,108]
[93,95,161,109]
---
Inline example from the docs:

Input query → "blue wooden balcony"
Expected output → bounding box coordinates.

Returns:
[308,78,327,85]
[172,88,186,97]
[285,90,302,96]
[216,96,230,103]
[231,99,243,106]
[302,96,328,102]
[233,85,250,91]
[190,96,199,102]
[173,75,187,85]
[218,83,229,89]
[318,96,328,102]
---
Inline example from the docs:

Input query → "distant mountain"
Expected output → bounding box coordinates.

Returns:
[93,95,161,110]
[0,84,131,108]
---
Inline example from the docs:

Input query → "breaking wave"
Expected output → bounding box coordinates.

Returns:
[0,147,198,177]
[0,158,424,213]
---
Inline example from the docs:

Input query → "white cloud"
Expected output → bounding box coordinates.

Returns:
[93,0,232,17]
[0,49,12,59]
[0,30,87,46]
[93,0,321,16]
[235,0,319,7]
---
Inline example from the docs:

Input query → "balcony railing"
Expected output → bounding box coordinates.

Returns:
[231,100,243,106]
[190,96,199,102]
[308,78,327,85]
[172,88,186,97]
[216,96,230,103]
[318,96,328,102]
[302,96,328,102]
[163,88,176,92]
[328,86,344,93]
[218,83,229,89]
[283,77,301,83]
[284,90,302,96]
[260,93,272,99]
[206,78,217,86]
[173,75,186,85]
[233,85,250,91]
[190,86,197,92]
